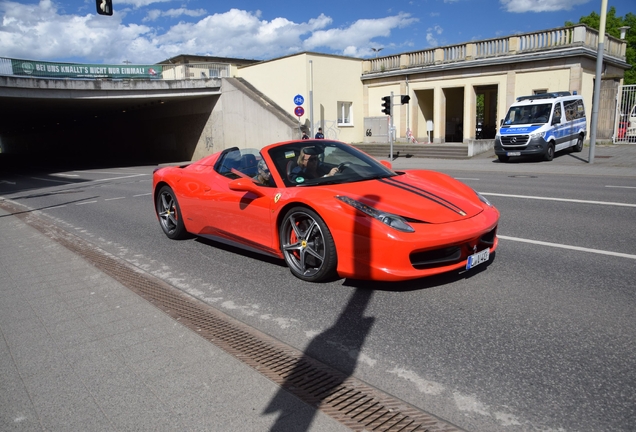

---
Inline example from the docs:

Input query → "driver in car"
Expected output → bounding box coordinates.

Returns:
[290,146,339,182]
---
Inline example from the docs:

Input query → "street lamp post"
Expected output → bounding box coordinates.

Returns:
[589,0,609,164]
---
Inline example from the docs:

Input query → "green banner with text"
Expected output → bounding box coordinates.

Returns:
[11,59,163,79]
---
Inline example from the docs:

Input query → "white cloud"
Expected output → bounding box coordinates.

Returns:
[304,13,418,57]
[426,25,443,47]
[143,8,207,22]
[500,0,591,13]
[0,0,155,62]
[0,2,419,63]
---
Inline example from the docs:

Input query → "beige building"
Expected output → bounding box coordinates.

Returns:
[237,52,364,143]
[232,25,629,147]
[361,25,630,145]
[164,25,630,158]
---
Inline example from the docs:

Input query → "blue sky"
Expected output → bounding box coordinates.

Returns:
[0,0,633,64]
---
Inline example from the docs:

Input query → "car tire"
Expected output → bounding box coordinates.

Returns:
[544,142,555,161]
[573,135,583,152]
[497,155,509,163]
[280,207,337,282]
[156,185,188,240]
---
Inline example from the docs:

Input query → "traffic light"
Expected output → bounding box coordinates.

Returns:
[401,95,411,104]
[96,0,113,15]
[381,96,392,116]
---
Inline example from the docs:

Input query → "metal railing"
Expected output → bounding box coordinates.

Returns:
[364,25,628,74]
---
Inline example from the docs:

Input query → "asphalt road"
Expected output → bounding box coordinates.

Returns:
[1,160,634,432]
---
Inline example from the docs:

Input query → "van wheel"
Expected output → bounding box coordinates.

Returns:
[573,136,583,152]
[497,155,509,163]
[544,143,555,161]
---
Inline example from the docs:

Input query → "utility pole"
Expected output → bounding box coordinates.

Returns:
[589,0,608,164]
[309,60,314,138]
[389,91,395,159]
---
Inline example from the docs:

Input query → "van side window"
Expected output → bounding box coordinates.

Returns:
[564,99,585,121]
[576,100,585,118]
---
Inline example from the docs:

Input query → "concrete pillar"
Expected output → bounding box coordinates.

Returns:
[434,49,444,65]
[465,43,475,61]
[463,85,476,142]
[509,37,520,54]
[434,86,445,144]
[572,25,587,44]
[400,54,409,69]
[569,65,583,95]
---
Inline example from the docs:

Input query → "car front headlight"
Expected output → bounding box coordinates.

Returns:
[530,131,545,139]
[336,196,415,233]
[475,190,493,207]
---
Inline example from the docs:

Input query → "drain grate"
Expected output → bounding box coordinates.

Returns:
[1,199,464,432]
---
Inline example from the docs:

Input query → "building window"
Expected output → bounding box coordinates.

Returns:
[533,89,547,94]
[337,102,353,126]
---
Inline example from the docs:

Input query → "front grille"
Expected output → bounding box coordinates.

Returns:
[410,227,497,270]
[410,247,462,269]
[501,135,529,147]
[478,226,497,248]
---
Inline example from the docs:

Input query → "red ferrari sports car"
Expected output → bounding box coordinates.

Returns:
[153,140,499,282]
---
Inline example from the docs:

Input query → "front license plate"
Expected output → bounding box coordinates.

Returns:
[507,151,521,156]
[466,249,490,270]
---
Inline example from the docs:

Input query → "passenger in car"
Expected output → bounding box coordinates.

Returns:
[253,159,273,186]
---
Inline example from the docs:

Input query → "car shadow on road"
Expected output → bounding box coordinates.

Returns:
[262,288,375,431]
[193,236,288,268]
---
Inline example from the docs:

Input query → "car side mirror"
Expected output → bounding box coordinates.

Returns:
[380,160,392,169]
[228,177,265,197]
[552,116,561,125]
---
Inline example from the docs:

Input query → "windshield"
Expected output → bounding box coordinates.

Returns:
[267,140,397,187]
[503,103,552,126]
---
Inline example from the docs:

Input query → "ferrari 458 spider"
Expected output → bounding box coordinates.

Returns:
[153,140,499,282]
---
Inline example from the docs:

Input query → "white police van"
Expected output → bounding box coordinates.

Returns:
[494,92,586,162]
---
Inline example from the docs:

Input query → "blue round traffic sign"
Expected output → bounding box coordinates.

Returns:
[294,106,305,117]
[294,94,304,106]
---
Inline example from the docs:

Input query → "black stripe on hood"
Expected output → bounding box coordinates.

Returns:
[379,177,467,216]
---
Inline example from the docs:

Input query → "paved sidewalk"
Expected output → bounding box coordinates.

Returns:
[0,208,348,431]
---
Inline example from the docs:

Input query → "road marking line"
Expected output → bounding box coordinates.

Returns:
[30,177,73,184]
[75,201,97,205]
[73,171,141,175]
[605,185,636,189]
[105,197,126,201]
[499,235,636,260]
[455,177,480,181]
[52,173,79,177]
[133,193,152,197]
[481,192,636,208]
[92,174,148,182]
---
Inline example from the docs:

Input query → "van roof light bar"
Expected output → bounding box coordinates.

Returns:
[516,91,572,102]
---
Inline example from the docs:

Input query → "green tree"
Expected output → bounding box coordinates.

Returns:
[566,7,635,85]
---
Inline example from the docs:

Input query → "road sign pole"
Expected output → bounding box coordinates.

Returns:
[390,91,394,159]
